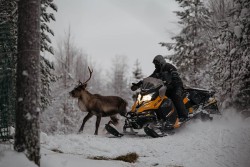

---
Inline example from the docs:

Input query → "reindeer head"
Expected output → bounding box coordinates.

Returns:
[69,67,93,98]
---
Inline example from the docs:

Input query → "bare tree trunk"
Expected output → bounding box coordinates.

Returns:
[193,0,198,86]
[14,0,41,166]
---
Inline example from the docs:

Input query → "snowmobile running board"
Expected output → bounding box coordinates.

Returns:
[144,118,191,138]
[105,111,213,138]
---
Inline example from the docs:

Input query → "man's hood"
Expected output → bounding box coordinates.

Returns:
[153,55,166,66]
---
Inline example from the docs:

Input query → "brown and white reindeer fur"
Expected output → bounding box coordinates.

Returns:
[69,67,127,135]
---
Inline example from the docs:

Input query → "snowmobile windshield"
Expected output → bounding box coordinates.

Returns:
[140,77,164,95]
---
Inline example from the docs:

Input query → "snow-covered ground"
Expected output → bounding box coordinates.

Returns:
[1,109,250,167]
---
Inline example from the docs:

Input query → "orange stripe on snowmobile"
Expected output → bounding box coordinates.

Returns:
[188,107,193,114]
[183,97,189,104]
[131,96,167,113]
[166,107,175,118]
[131,100,138,112]
[137,96,166,113]
[173,118,180,128]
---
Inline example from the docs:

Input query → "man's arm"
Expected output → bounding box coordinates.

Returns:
[149,69,158,78]
[164,62,177,73]
[164,63,182,85]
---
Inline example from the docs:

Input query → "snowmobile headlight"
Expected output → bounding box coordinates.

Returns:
[138,93,154,103]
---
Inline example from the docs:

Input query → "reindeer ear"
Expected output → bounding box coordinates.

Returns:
[78,80,83,85]
[82,83,87,89]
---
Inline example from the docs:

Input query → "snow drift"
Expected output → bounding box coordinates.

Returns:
[1,109,250,167]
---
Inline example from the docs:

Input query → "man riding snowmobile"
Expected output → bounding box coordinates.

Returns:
[131,55,188,122]
[105,55,220,137]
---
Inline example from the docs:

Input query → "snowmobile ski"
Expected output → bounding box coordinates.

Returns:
[105,124,124,137]
[105,124,147,138]
[144,126,163,138]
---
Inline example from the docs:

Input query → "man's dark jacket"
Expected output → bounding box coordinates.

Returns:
[150,55,183,88]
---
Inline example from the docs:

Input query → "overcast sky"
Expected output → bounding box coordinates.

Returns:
[51,0,181,76]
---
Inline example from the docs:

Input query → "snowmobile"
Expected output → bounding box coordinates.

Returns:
[105,77,220,138]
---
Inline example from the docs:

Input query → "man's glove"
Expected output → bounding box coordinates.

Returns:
[131,83,139,91]
[131,81,142,91]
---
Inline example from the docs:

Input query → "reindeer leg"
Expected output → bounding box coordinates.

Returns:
[109,115,119,126]
[94,116,101,135]
[79,112,93,133]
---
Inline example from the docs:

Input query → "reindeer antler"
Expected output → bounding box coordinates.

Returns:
[83,66,93,84]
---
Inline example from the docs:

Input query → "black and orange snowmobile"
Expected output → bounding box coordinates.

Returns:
[105,77,220,138]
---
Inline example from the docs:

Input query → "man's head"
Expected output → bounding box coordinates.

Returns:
[152,55,166,71]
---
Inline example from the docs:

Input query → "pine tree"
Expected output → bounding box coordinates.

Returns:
[211,19,235,106]
[41,0,57,55]
[210,0,249,111]
[40,56,56,110]
[0,0,57,111]
[205,0,234,95]
[230,0,250,113]
[160,0,212,87]
[0,0,17,131]
[132,59,144,81]
[40,0,57,110]
[131,59,143,100]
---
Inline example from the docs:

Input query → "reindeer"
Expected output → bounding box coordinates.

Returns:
[69,67,127,135]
